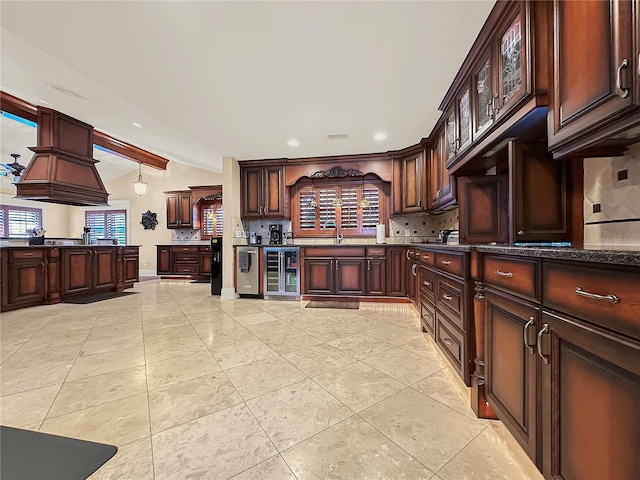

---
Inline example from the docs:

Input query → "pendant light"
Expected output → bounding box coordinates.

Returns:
[133,162,148,196]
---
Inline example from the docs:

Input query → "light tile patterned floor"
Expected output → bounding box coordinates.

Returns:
[0,280,543,480]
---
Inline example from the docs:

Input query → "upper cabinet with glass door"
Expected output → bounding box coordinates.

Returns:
[439,1,550,170]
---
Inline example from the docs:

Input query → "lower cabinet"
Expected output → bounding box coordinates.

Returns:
[335,258,366,295]
[62,248,116,296]
[485,290,539,464]
[304,258,334,294]
[123,248,140,285]
[156,245,212,277]
[94,248,117,290]
[366,257,386,295]
[6,250,46,307]
[157,246,173,275]
[540,310,640,480]
[386,247,406,296]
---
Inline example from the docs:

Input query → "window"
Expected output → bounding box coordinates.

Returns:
[85,210,127,245]
[202,203,223,237]
[292,179,387,237]
[0,205,43,237]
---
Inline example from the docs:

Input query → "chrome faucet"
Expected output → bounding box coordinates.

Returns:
[336,228,344,245]
[321,219,344,244]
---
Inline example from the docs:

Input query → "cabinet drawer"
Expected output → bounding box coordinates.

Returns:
[420,266,435,301]
[174,265,198,275]
[173,246,199,253]
[436,276,465,331]
[122,247,139,255]
[435,252,464,278]
[366,247,386,257]
[484,255,539,300]
[543,261,640,339]
[420,295,436,334]
[416,249,435,266]
[199,246,212,253]
[174,254,198,263]
[10,249,45,260]
[436,311,466,377]
[305,247,365,258]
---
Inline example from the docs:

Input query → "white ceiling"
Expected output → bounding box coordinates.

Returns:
[0,1,494,173]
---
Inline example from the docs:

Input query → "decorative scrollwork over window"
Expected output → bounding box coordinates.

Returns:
[309,166,365,179]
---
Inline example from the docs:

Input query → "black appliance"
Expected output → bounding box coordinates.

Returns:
[210,237,223,295]
[269,224,283,245]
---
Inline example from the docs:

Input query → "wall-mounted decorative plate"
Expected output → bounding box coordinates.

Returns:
[141,210,158,230]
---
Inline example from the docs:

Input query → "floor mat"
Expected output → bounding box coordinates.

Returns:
[63,291,138,304]
[305,301,359,309]
[0,426,117,480]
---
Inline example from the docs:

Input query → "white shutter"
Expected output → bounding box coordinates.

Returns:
[298,188,317,231]
[340,187,358,229]
[215,207,223,237]
[319,188,337,229]
[5,206,42,237]
[362,187,380,229]
[86,210,126,245]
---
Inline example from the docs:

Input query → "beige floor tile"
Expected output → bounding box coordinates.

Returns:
[282,416,433,479]
[82,334,144,355]
[360,388,486,472]
[19,329,91,352]
[152,403,277,480]
[146,350,220,390]
[1,342,81,371]
[362,347,444,385]
[68,346,145,381]
[210,339,279,370]
[232,311,280,326]
[93,313,142,328]
[0,384,60,428]
[186,309,234,323]
[141,314,190,331]
[0,360,73,396]
[412,368,478,419]
[149,372,242,434]
[245,320,301,339]
[313,362,405,412]
[400,336,445,363]
[198,326,257,349]
[48,365,147,418]
[230,455,296,480]
[305,321,360,342]
[437,422,543,480]
[41,392,150,447]
[225,356,307,400]
[190,317,242,336]
[283,343,357,377]
[365,324,426,346]
[87,323,143,342]
[327,333,394,360]
[260,330,322,354]
[279,311,334,329]
[392,316,425,332]
[142,324,199,345]
[247,379,353,451]
[144,336,209,364]
[219,305,265,318]
[89,436,154,480]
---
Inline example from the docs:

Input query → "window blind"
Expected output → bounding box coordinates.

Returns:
[0,205,42,238]
[202,204,223,237]
[85,210,126,245]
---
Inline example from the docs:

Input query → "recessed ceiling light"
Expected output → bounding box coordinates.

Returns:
[39,100,49,105]
[132,122,142,128]
[374,132,387,141]
[287,139,300,147]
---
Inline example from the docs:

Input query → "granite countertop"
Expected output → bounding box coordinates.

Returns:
[472,244,640,266]
[0,244,140,248]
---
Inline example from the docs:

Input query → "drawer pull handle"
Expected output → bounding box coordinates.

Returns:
[406,250,411,260]
[575,287,619,304]
[443,338,453,347]
[537,324,549,365]
[423,255,429,259]
[422,281,431,286]
[494,269,513,278]
[442,294,453,301]
[24,252,35,256]
[523,317,534,354]
[441,260,451,265]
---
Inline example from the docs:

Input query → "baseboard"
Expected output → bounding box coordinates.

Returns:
[301,295,410,303]
[220,287,238,300]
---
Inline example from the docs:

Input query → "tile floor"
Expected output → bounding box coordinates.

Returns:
[0,280,543,480]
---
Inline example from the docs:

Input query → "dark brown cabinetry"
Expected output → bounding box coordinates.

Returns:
[5,249,46,308]
[62,247,116,296]
[166,191,193,229]
[122,247,140,285]
[304,258,334,294]
[458,175,508,244]
[157,246,172,275]
[428,129,456,211]
[240,162,287,219]
[199,246,212,276]
[485,290,539,463]
[366,258,386,296]
[548,0,640,159]
[386,247,406,297]
[400,150,426,214]
[335,258,367,295]
[156,245,213,277]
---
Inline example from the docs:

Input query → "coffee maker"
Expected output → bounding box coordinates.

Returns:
[269,224,283,245]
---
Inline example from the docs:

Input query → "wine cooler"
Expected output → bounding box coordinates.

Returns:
[263,247,300,297]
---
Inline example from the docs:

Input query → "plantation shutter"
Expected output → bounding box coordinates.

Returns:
[0,208,5,237]
[340,187,358,230]
[202,204,223,237]
[85,210,126,245]
[362,186,380,230]
[2,206,43,237]
[298,188,317,231]
[215,207,224,237]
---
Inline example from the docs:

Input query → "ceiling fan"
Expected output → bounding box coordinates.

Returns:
[0,154,26,183]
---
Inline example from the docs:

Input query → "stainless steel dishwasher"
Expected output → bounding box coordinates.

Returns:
[236,246,260,296]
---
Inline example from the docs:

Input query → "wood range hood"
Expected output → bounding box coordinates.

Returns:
[15,107,109,206]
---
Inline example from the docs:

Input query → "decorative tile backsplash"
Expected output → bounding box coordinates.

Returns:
[583,144,640,246]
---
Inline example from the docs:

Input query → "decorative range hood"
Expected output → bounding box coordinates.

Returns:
[15,107,109,206]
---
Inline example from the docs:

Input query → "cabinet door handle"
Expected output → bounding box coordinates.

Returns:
[418,198,422,207]
[537,324,549,364]
[493,93,499,113]
[24,252,35,256]
[443,338,453,347]
[40,262,45,272]
[575,287,620,304]
[367,260,371,271]
[442,294,452,301]
[330,260,334,270]
[406,250,411,260]
[494,269,513,278]
[422,281,430,286]
[264,206,268,215]
[517,230,525,236]
[523,317,534,354]
[440,260,451,265]
[616,58,629,98]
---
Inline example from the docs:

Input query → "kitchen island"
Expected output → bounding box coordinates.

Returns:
[0,245,139,312]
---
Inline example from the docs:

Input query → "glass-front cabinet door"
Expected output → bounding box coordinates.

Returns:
[473,52,494,137]
[457,84,472,154]
[264,249,281,294]
[444,108,457,166]
[496,4,528,118]
[283,249,299,294]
